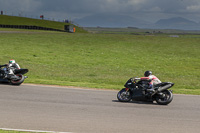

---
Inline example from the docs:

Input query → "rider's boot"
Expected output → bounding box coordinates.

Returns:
[146,88,155,93]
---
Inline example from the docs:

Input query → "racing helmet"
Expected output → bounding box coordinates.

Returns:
[9,59,15,64]
[144,71,152,77]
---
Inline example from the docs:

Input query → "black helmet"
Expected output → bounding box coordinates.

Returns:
[144,71,152,77]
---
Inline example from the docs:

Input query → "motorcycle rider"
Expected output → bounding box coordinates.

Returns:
[3,59,21,78]
[135,71,161,93]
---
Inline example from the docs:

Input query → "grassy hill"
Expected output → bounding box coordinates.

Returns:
[0,15,87,33]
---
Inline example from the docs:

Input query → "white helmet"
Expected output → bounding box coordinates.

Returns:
[9,59,15,64]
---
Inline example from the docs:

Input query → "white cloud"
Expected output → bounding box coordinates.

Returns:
[128,0,148,5]
[186,5,200,12]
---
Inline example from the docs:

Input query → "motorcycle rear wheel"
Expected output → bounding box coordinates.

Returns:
[10,74,25,85]
[155,90,173,105]
[117,88,131,102]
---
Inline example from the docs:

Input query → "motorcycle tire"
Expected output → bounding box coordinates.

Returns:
[10,74,25,85]
[155,90,173,105]
[117,88,132,102]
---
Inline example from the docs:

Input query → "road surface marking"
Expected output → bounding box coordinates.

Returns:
[0,128,73,133]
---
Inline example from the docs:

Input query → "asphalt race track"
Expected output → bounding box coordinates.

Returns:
[0,84,200,133]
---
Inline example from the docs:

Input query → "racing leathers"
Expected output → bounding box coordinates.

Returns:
[135,75,161,92]
[7,62,20,75]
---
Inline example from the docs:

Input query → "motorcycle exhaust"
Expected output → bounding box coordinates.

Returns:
[158,84,172,92]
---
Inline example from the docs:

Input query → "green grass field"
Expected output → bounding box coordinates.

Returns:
[0,31,199,94]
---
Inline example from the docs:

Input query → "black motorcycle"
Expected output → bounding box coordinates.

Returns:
[0,65,28,85]
[117,77,174,105]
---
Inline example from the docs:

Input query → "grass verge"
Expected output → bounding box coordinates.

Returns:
[0,130,36,133]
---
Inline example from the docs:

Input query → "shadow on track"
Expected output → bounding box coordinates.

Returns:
[112,100,157,105]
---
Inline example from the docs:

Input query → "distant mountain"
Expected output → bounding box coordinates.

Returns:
[154,17,200,30]
[74,13,152,28]
[74,14,200,30]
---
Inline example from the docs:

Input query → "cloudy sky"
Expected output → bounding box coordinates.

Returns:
[0,0,200,24]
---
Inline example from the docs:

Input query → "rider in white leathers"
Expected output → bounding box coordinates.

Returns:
[135,71,161,92]
[2,59,21,78]
[7,59,20,74]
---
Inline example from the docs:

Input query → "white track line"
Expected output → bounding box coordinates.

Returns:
[0,128,73,133]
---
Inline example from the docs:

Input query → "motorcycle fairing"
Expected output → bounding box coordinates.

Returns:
[14,69,29,75]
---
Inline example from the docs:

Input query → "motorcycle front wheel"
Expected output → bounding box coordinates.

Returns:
[155,90,173,105]
[117,88,131,102]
